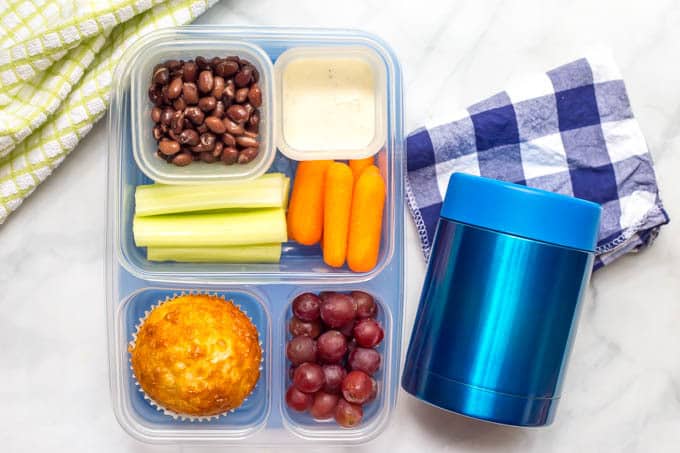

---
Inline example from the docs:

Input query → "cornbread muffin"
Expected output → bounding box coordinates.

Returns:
[129,294,262,417]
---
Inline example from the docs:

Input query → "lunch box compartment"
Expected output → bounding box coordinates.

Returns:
[273,46,387,161]
[112,287,271,439]
[116,146,396,282]
[280,289,393,440]
[130,35,275,184]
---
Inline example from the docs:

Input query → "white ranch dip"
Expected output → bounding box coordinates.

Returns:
[281,57,376,152]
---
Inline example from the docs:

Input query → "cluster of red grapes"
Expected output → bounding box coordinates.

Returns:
[285,291,385,428]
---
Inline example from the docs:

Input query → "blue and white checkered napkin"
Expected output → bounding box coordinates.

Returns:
[406,51,669,270]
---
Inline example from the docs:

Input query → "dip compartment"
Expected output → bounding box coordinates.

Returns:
[274,46,387,161]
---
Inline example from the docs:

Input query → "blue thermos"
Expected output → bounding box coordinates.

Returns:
[402,173,602,426]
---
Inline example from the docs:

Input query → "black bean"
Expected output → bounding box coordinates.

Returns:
[199,132,217,150]
[234,67,252,87]
[184,106,204,125]
[158,139,180,155]
[165,59,181,71]
[238,147,258,163]
[213,100,226,118]
[248,84,262,107]
[172,151,193,166]
[235,87,249,103]
[152,125,163,140]
[248,109,260,127]
[198,96,217,112]
[152,66,169,85]
[212,141,224,158]
[224,118,244,135]
[242,102,254,118]
[221,147,239,165]
[236,135,259,148]
[205,116,227,134]
[198,70,214,93]
[200,151,217,163]
[212,76,225,98]
[182,82,199,105]
[150,107,161,123]
[148,86,162,105]
[227,104,248,123]
[216,60,239,77]
[224,79,235,100]
[183,61,198,82]
[171,110,184,134]
[167,77,183,99]
[160,108,174,125]
[222,133,236,147]
[195,56,209,69]
[172,97,186,111]
[178,129,200,146]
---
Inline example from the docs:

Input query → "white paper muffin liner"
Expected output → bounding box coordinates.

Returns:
[128,290,265,422]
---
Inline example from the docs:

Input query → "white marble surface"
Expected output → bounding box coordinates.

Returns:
[1,0,679,451]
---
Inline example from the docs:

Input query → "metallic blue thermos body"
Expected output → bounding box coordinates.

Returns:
[402,173,602,427]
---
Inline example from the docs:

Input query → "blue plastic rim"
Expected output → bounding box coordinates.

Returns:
[441,173,602,252]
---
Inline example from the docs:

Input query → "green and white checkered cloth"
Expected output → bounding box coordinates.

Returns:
[0,0,218,223]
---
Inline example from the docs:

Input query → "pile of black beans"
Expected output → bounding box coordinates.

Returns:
[148,56,262,166]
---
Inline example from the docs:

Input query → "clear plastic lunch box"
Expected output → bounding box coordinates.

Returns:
[105,26,404,446]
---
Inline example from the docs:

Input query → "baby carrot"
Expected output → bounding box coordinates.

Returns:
[287,160,332,245]
[323,162,354,267]
[347,165,386,273]
[349,156,375,180]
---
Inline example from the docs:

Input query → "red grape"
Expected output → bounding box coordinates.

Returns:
[286,335,317,366]
[317,330,347,363]
[322,364,347,394]
[341,370,374,404]
[335,398,363,428]
[310,391,339,419]
[286,386,312,411]
[368,376,378,402]
[289,316,322,338]
[353,318,384,348]
[347,338,358,356]
[348,347,381,375]
[292,292,321,321]
[338,320,355,337]
[320,293,356,328]
[352,291,377,319]
[319,291,335,303]
[293,362,325,393]
[284,291,383,428]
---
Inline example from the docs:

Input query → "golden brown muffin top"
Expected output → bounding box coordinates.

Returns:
[129,294,262,417]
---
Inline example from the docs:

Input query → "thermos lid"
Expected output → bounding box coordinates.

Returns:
[440,173,602,252]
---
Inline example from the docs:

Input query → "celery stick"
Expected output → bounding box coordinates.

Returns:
[147,243,282,263]
[133,208,287,247]
[135,173,286,216]
[282,176,290,209]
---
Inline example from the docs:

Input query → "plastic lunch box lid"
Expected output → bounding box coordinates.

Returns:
[440,173,602,252]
